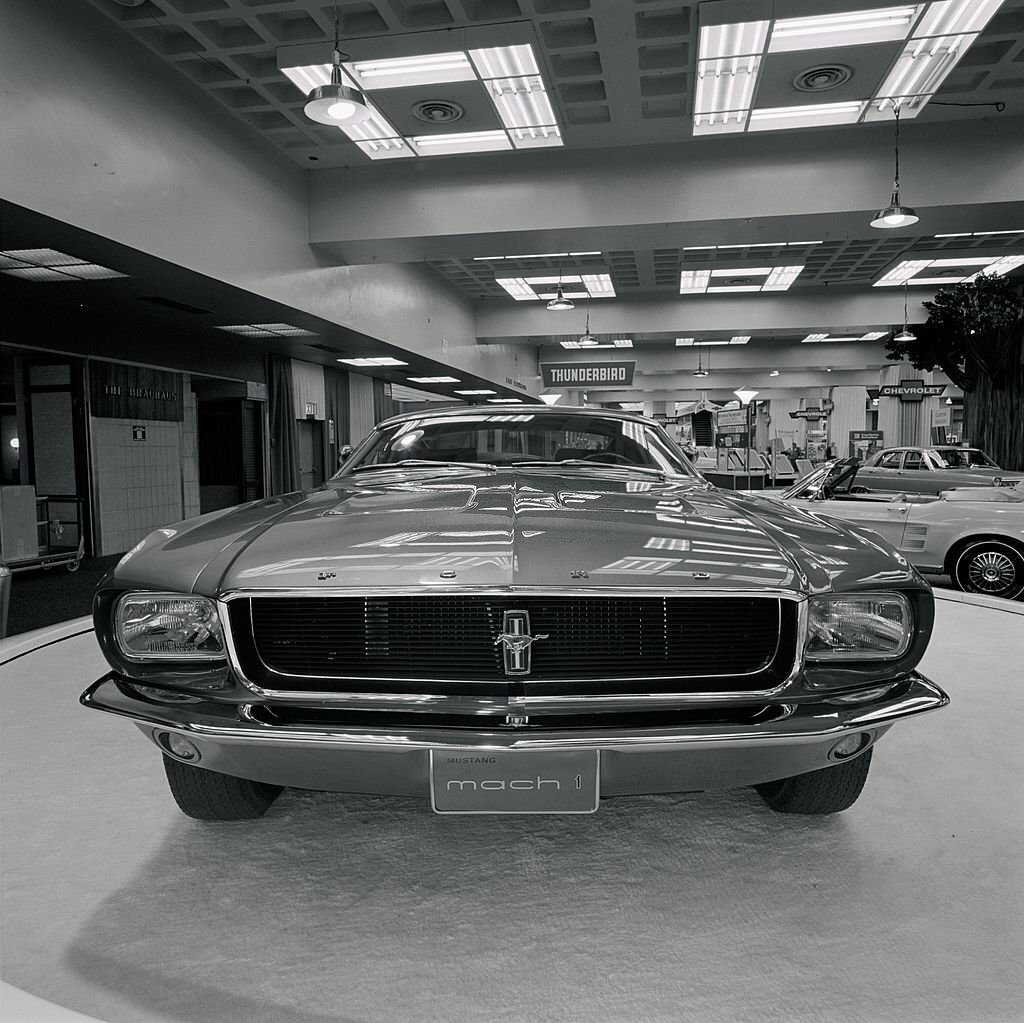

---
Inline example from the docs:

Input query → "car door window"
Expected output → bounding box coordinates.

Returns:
[903,451,926,471]
[877,451,903,469]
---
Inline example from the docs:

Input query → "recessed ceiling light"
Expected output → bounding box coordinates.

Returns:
[495,277,538,301]
[749,101,867,132]
[487,397,524,403]
[454,389,497,395]
[0,248,128,282]
[730,336,751,344]
[769,369,780,377]
[1,266,81,282]
[874,254,1024,286]
[934,230,1024,238]
[216,323,315,338]
[675,337,696,346]
[347,52,476,90]
[410,131,512,156]
[859,331,888,341]
[1,248,85,266]
[768,6,920,53]
[408,376,460,384]
[680,265,803,294]
[338,356,408,367]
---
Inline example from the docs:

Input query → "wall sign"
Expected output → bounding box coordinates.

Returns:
[849,429,884,459]
[790,408,826,421]
[716,409,747,429]
[90,363,183,421]
[131,425,147,442]
[878,379,946,400]
[541,362,635,387]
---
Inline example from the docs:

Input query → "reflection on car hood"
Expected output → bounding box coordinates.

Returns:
[110,469,919,595]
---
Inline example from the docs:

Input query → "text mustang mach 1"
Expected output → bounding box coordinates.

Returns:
[83,407,948,820]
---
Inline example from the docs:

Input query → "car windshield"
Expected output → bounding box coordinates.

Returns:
[339,411,695,477]
[930,448,998,469]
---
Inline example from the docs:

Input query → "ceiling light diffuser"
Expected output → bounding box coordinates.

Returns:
[347,52,475,89]
[495,278,538,301]
[408,376,460,384]
[469,44,540,79]
[454,389,496,395]
[749,101,867,131]
[768,6,920,52]
[874,254,1024,286]
[410,131,512,156]
[338,357,408,367]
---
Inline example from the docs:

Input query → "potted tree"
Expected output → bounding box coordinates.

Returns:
[887,273,1024,471]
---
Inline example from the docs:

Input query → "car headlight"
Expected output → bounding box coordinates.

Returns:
[115,593,225,661]
[806,593,911,661]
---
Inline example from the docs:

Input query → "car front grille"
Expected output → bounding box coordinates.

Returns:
[227,594,798,697]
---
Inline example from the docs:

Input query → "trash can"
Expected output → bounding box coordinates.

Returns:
[0,563,11,640]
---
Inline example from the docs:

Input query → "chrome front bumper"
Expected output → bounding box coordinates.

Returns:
[81,674,948,797]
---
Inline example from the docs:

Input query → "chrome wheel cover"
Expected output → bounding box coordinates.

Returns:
[966,550,1017,594]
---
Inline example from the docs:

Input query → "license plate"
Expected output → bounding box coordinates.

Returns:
[430,749,600,814]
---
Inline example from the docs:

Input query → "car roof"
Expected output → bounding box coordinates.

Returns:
[375,404,660,429]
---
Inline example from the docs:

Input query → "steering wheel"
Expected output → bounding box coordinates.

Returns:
[583,451,633,465]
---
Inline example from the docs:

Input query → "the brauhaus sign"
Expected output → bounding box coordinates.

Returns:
[540,361,635,388]
[90,363,183,421]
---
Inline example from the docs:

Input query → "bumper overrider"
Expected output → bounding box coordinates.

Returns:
[81,672,948,798]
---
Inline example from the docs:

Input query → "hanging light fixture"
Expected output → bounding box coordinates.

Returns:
[577,298,599,346]
[894,281,917,341]
[870,104,918,230]
[692,348,709,377]
[303,8,372,126]
[547,282,575,312]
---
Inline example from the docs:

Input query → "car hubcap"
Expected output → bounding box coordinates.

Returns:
[967,551,1016,593]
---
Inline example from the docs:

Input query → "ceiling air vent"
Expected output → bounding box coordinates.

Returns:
[411,100,465,125]
[793,65,854,93]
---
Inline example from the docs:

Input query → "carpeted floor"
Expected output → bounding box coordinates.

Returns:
[3,556,121,637]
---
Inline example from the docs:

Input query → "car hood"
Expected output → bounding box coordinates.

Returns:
[110,468,919,596]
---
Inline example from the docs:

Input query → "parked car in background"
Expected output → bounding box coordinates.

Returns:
[783,459,1024,600]
[82,407,946,822]
[856,446,1012,495]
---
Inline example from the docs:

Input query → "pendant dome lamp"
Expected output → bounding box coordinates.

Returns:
[894,282,917,341]
[692,348,709,377]
[547,270,575,311]
[577,300,599,346]
[304,9,373,126]
[870,104,919,230]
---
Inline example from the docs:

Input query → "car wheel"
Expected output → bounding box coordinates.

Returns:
[162,755,282,820]
[952,540,1024,601]
[755,749,872,814]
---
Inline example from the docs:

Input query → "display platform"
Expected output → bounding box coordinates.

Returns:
[1,598,1021,1023]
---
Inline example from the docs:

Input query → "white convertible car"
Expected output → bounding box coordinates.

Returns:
[782,460,1024,601]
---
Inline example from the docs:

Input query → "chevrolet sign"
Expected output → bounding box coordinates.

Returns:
[879,380,947,400]
[541,362,635,387]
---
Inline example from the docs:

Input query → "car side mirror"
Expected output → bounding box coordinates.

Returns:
[338,444,353,466]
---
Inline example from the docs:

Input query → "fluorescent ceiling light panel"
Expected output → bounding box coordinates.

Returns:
[711,266,772,277]
[763,265,804,291]
[526,275,581,285]
[1,248,86,265]
[859,331,889,340]
[257,322,316,336]
[346,52,475,89]
[934,230,1024,238]
[2,266,80,282]
[60,264,129,280]
[581,273,616,297]
[410,131,512,156]
[874,254,1024,286]
[968,254,1024,279]
[708,285,763,293]
[354,138,413,160]
[730,336,751,344]
[612,339,633,348]
[768,6,920,52]
[454,389,496,395]
[537,291,588,300]
[802,333,829,343]
[216,323,313,338]
[408,376,460,384]
[694,56,761,116]
[469,44,540,79]
[216,325,278,337]
[870,0,1005,119]
[693,110,748,136]
[749,101,867,131]
[487,397,524,403]
[496,278,539,301]
[509,125,562,149]
[675,337,696,346]
[0,255,30,269]
[560,340,632,350]
[699,20,770,59]
[680,270,713,293]
[485,76,556,128]
[339,357,408,367]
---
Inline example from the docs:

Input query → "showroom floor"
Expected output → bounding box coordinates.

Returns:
[1,599,1021,1023]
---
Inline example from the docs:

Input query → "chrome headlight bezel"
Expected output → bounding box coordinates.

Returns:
[114,591,226,662]
[805,592,913,662]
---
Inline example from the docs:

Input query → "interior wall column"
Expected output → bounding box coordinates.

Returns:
[828,386,869,457]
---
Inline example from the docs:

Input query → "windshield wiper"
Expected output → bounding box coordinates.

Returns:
[350,459,496,473]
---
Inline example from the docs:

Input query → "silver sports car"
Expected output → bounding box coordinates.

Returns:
[82,407,947,821]
[784,459,1024,601]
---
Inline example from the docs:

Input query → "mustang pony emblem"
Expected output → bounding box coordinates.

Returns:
[494,610,549,676]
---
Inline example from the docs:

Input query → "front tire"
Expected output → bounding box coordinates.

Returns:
[162,755,282,820]
[755,749,872,814]
[951,540,1024,600]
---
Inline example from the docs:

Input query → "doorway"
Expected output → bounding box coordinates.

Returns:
[297,419,325,490]
[194,379,266,513]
